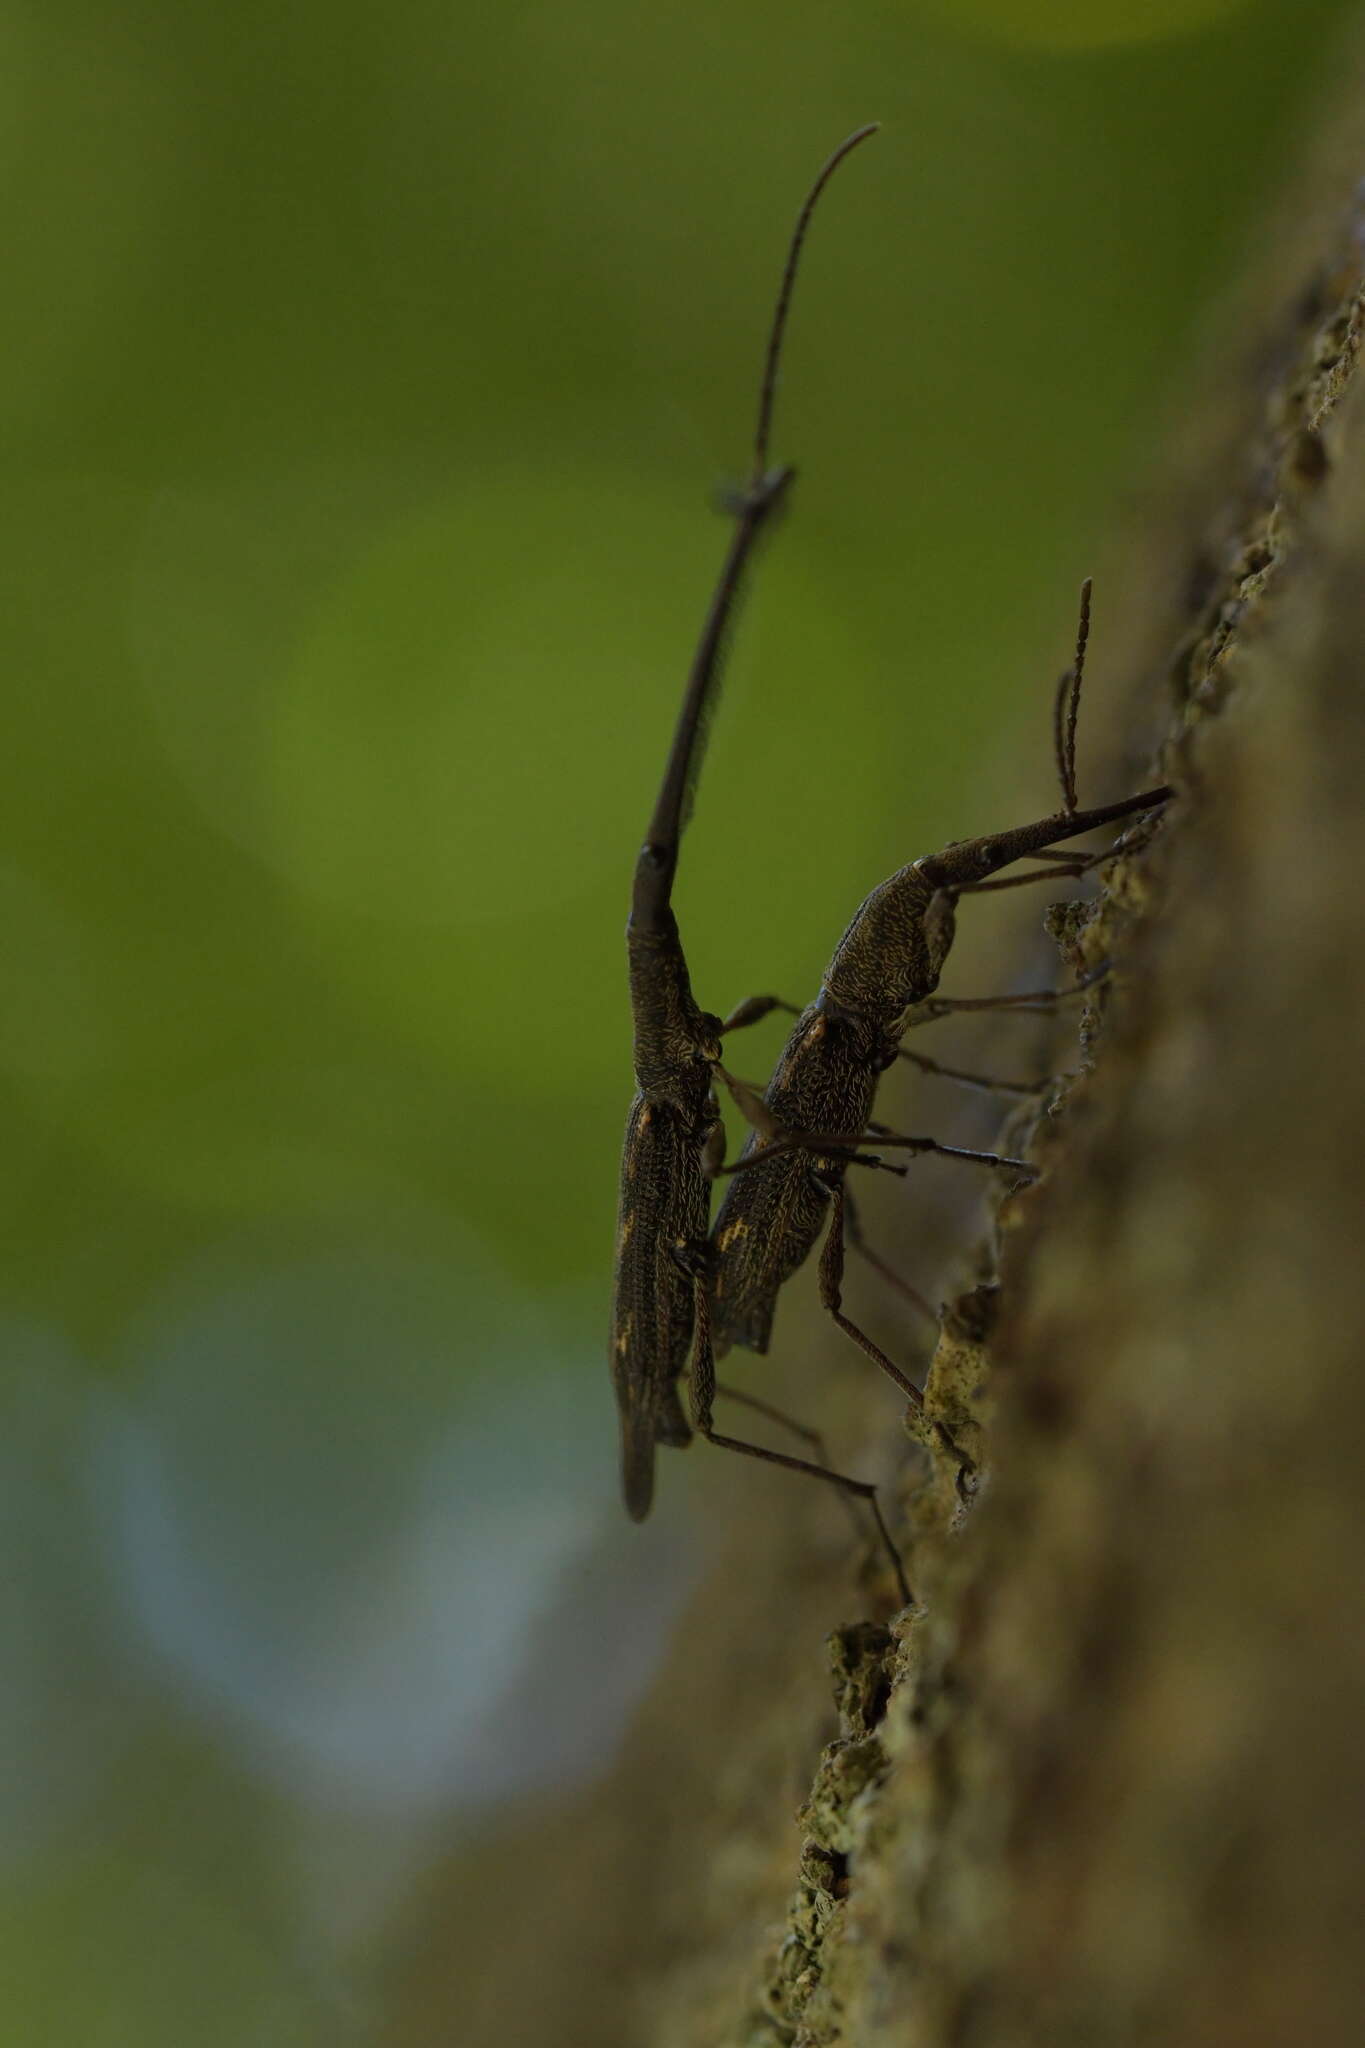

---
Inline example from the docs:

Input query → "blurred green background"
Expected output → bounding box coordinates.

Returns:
[3,0,1357,2038]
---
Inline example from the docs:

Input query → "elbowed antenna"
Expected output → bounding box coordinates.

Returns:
[633,123,881,932]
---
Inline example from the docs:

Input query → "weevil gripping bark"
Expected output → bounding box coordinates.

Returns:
[708,582,1172,1434]
[609,127,913,1600]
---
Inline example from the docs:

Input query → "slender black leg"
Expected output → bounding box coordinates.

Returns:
[718,1140,908,1179]
[816,1185,926,1410]
[714,1066,909,1179]
[958,852,1098,895]
[893,1045,1058,1097]
[689,1281,912,1605]
[719,994,801,1034]
[903,958,1111,1028]
[817,1185,972,1479]
[721,1127,1037,1181]
[714,1379,837,1465]
[715,1379,864,1538]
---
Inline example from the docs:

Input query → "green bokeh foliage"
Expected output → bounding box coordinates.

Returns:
[0,0,1342,1343]
[3,0,1346,1351]
[2,0,1358,2031]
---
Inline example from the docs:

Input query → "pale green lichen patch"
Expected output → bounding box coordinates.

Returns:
[827,1620,894,1737]
[749,1623,898,2043]
[902,1281,999,1509]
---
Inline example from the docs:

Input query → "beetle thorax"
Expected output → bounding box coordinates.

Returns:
[819,861,940,1018]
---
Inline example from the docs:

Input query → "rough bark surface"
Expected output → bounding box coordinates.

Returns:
[390,92,1365,2048]
[733,163,1365,2048]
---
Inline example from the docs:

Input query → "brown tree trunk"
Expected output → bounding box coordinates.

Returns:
[732,148,1365,2048]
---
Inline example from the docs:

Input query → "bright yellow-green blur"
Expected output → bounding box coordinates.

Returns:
[919,0,1253,51]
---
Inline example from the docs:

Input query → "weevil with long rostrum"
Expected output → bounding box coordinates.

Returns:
[609,126,914,1598]
[705,584,1173,1460]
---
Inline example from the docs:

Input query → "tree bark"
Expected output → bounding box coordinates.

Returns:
[737,145,1365,2048]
